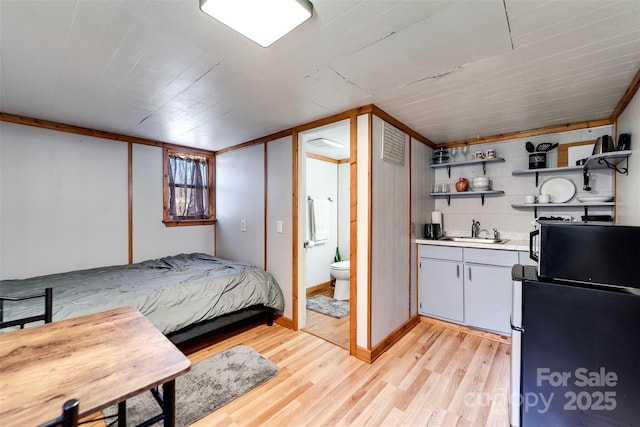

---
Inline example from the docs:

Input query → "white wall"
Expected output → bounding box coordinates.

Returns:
[215,144,265,268]
[338,162,350,261]
[305,157,338,287]
[616,90,640,225]
[434,126,614,238]
[411,139,434,316]
[132,144,214,261]
[215,137,295,320]
[266,136,293,319]
[0,122,215,279]
[0,122,128,278]
[356,114,369,348]
[370,116,411,347]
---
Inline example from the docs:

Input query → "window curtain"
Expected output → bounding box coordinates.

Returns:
[168,154,209,219]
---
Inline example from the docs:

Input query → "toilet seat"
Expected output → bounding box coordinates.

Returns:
[331,260,349,270]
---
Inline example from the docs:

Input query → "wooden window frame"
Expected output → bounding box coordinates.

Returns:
[162,146,216,227]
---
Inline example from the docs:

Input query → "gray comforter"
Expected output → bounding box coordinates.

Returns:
[0,253,284,334]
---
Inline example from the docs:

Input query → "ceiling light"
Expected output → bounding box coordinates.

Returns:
[199,0,314,48]
[307,138,344,149]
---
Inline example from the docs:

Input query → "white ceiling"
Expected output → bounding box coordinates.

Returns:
[1,0,639,153]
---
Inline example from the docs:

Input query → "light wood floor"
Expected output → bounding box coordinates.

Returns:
[178,317,511,426]
[303,286,350,350]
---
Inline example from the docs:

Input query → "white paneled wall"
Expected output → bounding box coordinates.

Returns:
[0,122,215,280]
[266,136,293,319]
[434,126,614,238]
[0,122,128,278]
[411,139,434,316]
[132,144,214,262]
[356,114,370,348]
[338,162,350,261]
[215,144,265,268]
[305,158,338,287]
[370,116,411,347]
[616,90,640,226]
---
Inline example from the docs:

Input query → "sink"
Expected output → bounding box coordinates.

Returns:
[440,236,509,244]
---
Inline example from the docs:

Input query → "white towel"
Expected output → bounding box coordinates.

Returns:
[311,199,330,243]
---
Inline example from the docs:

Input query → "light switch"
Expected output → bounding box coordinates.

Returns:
[276,220,283,234]
[240,219,246,232]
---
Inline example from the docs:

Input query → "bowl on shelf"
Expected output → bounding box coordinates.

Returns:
[471,177,491,191]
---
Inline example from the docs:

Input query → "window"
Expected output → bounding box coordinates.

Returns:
[163,148,215,226]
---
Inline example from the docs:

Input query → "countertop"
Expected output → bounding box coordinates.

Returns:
[416,238,529,251]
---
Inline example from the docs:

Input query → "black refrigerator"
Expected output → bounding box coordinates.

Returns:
[511,223,640,427]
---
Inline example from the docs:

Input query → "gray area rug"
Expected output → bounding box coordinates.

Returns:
[104,345,279,426]
[306,295,350,319]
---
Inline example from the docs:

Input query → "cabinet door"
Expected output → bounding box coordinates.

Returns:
[464,263,512,335]
[419,258,463,322]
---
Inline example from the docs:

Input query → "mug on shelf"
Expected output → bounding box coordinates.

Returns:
[538,194,550,204]
[524,195,537,204]
[474,151,485,160]
[486,148,496,158]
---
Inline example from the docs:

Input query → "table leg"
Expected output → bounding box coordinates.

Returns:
[163,380,176,427]
[118,400,127,427]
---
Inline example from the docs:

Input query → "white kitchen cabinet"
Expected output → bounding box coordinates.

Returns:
[418,245,463,322]
[419,258,464,322]
[418,244,517,335]
[465,248,517,335]
[464,263,512,334]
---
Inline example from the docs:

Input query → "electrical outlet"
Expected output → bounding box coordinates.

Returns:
[276,220,283,234]
[240,219,246,232]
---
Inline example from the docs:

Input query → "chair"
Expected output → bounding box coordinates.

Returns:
[0,287,53,329]
[38,399,79,427]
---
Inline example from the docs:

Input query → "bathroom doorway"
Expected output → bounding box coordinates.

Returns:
[298,119,351,350]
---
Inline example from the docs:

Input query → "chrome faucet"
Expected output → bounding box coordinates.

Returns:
[471,219,480,238]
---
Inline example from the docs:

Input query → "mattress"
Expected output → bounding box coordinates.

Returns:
[0,253,284,334]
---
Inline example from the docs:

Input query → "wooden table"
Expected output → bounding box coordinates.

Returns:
[0,306,191,426]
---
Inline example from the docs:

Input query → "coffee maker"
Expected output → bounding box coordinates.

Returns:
[424,223,441,240]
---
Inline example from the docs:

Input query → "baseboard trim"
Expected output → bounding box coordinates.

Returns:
[354,346,372,363]
[274,315,294,330]
[354,315,421,364]
[306,281,332,297]
[419,315,510,344]
[369,315,421,363]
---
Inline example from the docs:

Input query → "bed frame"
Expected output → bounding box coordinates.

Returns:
[167,304,275,344]
[0,287,275,342]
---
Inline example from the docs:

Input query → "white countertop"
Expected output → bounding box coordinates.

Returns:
[416,238,529,251]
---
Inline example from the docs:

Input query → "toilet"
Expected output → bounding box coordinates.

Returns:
[330,260,350,300]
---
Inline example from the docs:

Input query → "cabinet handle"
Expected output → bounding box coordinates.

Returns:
[456,264,460,278]
[468,266,472,281]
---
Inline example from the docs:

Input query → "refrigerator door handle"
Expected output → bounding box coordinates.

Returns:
[510,315,524,332]
[529,229,539,262]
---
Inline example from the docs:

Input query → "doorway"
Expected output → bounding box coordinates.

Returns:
[298,119,351,350]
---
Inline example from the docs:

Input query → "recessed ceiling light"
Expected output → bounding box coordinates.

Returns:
[199,0,314,48]
[307,138,344,149]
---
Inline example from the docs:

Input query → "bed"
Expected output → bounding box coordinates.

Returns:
[0,253,285,343]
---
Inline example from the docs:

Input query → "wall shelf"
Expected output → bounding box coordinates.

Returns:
[432,190,504,206]
[512,150,631,186]
[511,202,615,218]
[585,150,631,174]
[431,157,505,178]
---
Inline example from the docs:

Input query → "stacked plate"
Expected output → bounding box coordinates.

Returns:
[471,176,490,191]
[433,147,449,164]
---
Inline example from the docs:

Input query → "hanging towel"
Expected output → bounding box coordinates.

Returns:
[311,199,330,243]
